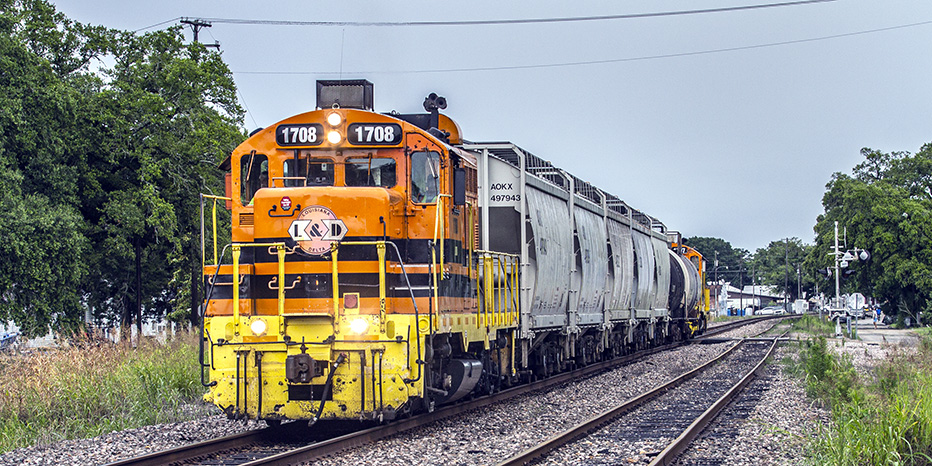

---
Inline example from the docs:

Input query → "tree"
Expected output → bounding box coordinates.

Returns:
[749,238,812,301]
[683,236,749,284]
[0,5,91,337]
[812,144,932,324]
[0,0,243,337]
[80,27,243,330]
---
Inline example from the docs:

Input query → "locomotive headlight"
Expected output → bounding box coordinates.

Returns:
[326,111,342,127]
[327,130,342,144]
[349,318,369,335]
[250,318,268,336]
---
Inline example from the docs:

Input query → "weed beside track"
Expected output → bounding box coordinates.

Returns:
[784,318,932,465]
[0,332,207,454]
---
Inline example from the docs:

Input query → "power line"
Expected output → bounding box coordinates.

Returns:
[238,88,260,129]
[232,19,932,76]
[134,17,181,33]
[199,0,835,28]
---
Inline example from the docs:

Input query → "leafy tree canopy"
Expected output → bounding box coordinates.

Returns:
[812,144,932,323]
[683,236,749,283]
[0,0,243,337]
[749,238,813,301]
[683,237,748,270]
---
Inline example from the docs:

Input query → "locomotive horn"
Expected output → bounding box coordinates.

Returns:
[423,92,447,112]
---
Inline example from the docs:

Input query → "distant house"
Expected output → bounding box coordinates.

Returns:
[708,282,783,315]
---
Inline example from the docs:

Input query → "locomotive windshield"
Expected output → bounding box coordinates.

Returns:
[283,157,334,187]
[410,150,440,203]
[345,156,396,187]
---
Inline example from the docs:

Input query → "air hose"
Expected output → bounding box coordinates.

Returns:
[309,353,347,427]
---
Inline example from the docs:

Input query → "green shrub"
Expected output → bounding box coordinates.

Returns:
[805,333,932,465]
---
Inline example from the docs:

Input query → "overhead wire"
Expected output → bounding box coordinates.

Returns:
[134,17,182,33]
[197,0,836,27]
[232,19,932,76]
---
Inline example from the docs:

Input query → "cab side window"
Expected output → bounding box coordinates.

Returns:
[410,151,440,204]
[240,153,268,205]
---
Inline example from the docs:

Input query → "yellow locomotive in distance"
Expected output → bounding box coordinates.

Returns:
[199,80,706,425]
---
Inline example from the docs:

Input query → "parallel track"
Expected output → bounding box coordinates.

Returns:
[496,329,785,466]
[105,316,787,466]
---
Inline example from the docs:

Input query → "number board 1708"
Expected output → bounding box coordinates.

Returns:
[276,124,324,146]
[348,123,403,145]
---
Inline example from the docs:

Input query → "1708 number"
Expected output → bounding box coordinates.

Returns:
[348,123,402,145]
[276,124,324,146]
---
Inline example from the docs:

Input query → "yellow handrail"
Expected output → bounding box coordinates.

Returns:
[201,194,231,268]
[475,250,520,329]
[330,241,389,329]
[431,194,452,330]
[231,242,286,336]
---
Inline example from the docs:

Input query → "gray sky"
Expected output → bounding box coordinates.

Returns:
[50,0,932,253]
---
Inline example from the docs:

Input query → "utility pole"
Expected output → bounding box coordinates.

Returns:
[834,221,841,308]
[714,251,718,314]
[797,265,801,300]
[181,18,220,49]
[784,238,789,309]
[739,268,744,312]
[752,263,757,311]
[831,220,870,311]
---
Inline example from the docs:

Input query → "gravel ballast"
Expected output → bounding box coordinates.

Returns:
[0,319,876,466]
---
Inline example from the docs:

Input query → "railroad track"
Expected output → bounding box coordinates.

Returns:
[497,331,785,465]
[102,421,343,466]
[105,316,787,466]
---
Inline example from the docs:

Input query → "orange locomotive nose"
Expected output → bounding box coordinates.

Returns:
[251,187,400,254]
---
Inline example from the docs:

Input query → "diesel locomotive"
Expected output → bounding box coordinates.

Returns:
[199,80,709,425]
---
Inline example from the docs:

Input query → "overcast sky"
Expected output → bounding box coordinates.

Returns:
[49,0,932,253]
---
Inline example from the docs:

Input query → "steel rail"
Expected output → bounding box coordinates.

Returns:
[237,339,690,466]
[103,340,679,466]
[107,317,785,466]
[647,335,782,466]
[495,338,753,466]
[699,314,794,339]
[104,428,272,466]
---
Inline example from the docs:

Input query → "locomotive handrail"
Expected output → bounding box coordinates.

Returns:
[199,242,232,387]
[207,274,245,287]
[200,194,231,268]
[430,194,452,331]
[330,241,388,331]
[328,240,425,384]
[231,242,287,336]
[267,203,302,218]
[268,275,302,290]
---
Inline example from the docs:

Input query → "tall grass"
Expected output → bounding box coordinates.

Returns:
[0,333,208,454]
[793,335,932,465]
[791,314,837,338]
